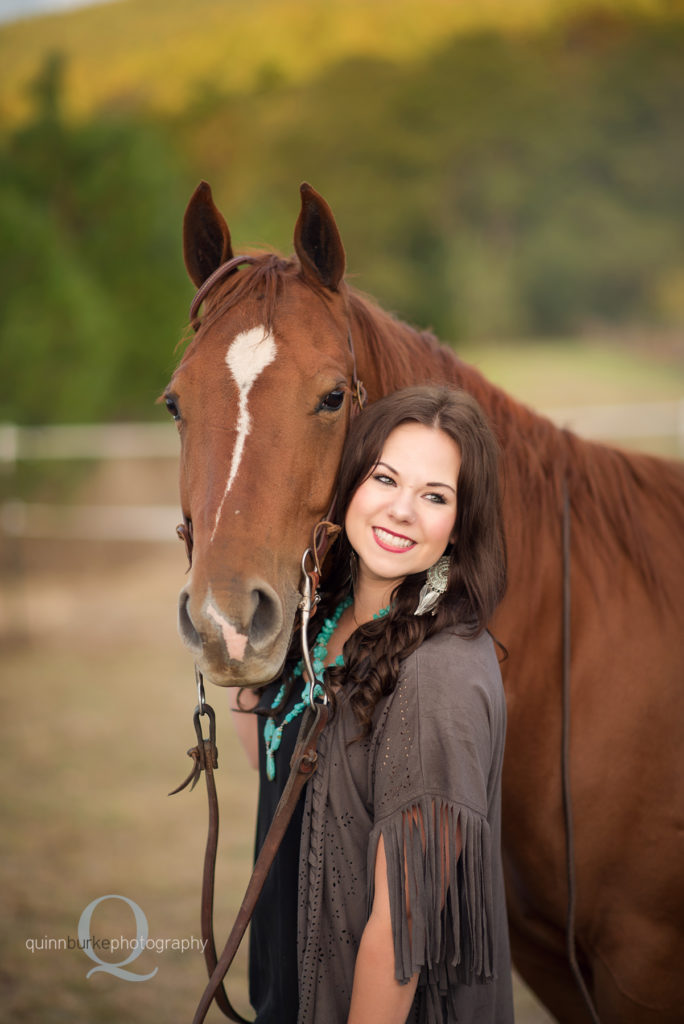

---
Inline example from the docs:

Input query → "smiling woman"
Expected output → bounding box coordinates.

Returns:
[234,385,511,1024]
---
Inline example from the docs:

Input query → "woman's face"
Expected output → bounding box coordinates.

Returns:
[345,422,461,593]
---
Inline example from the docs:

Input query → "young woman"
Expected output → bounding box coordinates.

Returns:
[231,385,513,1024]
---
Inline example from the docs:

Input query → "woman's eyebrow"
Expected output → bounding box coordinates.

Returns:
[376,461,456,495]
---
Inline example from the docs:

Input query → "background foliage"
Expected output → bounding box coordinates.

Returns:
[1,0,683,423]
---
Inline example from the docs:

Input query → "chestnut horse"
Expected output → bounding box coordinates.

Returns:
[164,181,684,1023]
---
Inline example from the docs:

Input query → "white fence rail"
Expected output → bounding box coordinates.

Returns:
[1,400,682,541]
[0,422,178,463]
[1,501,181,542]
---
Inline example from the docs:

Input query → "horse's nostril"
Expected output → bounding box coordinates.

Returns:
[178,589,201,651]
[249,586,281,651]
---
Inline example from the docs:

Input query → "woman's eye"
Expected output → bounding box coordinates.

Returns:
[318,388,345,412]
[425,492,447,505]
[165,396,181,421]
[373,474,395,486]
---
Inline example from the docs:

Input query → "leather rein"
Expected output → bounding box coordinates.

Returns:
[171,262,365,1023]
[561,484,602,1024]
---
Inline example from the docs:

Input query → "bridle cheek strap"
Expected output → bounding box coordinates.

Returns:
[306,328,366,594]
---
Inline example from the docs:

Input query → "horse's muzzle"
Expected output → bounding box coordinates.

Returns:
[177,581,287,686]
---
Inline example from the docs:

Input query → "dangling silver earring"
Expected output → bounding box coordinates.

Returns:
[414,555,451,616]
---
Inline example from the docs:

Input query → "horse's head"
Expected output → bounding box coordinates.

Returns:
[165,181,359,686]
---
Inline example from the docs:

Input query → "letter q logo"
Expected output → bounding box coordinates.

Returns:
[78,894,158,981]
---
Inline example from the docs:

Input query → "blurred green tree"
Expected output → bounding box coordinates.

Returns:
[0,53,189,424]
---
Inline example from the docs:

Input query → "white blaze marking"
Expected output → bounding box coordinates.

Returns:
[211,325,277,541]
[207,603,248,662]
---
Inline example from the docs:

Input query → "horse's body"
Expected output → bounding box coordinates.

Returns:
[165,182,684,1022]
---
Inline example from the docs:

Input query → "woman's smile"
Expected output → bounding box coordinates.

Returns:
[372,526,416,552]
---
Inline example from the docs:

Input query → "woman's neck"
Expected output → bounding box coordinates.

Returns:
[351,578,396,625]
[324,581,393,668]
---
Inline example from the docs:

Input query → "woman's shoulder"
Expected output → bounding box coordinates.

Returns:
[372,627,506,815]
[397,627,505,721]
[405,626,501,680]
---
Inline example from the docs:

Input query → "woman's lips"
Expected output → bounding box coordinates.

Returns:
[372,526,416,553]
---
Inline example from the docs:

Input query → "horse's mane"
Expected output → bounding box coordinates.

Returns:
[188,251,684,594]
[192,251,300,335]
[347,289,455,392]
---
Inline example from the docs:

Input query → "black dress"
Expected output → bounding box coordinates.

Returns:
[249,678,305,1024]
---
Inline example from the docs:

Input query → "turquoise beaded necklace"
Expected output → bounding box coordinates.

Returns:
[264,596,350,782]
[263,596,390,781]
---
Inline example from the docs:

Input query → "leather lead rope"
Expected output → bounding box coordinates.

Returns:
[170,669,330,1024]
[561,483,601,1024]
[182,699,329,1024]
[170,699,247,1022]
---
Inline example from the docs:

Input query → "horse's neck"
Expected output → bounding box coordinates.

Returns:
[350,297,456,398]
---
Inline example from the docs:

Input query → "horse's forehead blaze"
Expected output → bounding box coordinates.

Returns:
[207,323,278,541]
[225,323,277,389]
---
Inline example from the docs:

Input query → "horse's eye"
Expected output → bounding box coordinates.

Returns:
[165,396,181,421]
[318,389,345,413]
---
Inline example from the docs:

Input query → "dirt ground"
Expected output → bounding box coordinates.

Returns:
[0,529,556,1024]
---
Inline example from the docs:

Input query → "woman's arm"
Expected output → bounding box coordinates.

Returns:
[347,835,419,1024]
[228,687,259,770]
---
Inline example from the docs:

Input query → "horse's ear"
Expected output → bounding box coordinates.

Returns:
[183,181,234,287]
[294,183,345,291]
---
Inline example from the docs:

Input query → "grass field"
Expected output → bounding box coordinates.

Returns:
[2,335,682,1023]
[462,333,684,408]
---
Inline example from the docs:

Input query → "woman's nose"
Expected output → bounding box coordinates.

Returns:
[388,489,416,522]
